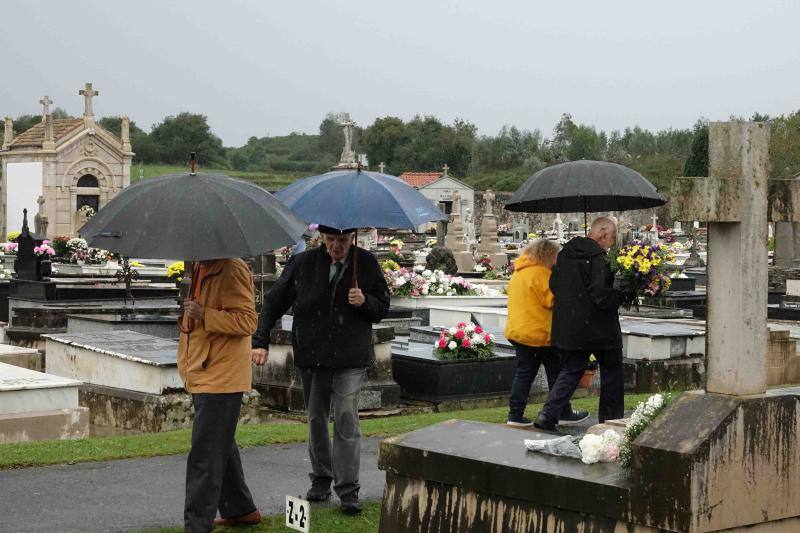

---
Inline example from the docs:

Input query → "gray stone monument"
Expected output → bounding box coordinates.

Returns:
[774,221,794,267]
[443,190,474,272]
[475,189,508,267]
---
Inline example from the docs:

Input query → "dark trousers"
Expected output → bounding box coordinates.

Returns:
[185,392,256,533]
[508,344,572,419]
[540,348,624,424]
[300,367,366,499]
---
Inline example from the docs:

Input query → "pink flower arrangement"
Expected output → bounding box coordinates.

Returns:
[1,242,18,254]
[34,242,55,257]
[433,322,496,361]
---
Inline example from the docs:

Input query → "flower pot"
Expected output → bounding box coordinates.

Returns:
[579,369,596,389]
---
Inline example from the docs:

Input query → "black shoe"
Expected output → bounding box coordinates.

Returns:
[506,414,534,427]
[533,414,557,432]
[340,492,363,515]
[558,409,590,426]
[306,478,332,502]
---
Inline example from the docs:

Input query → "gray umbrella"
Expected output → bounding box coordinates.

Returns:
[79,172,307,261]
[505,160,666,214]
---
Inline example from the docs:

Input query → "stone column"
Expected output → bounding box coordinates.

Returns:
[773,221,794,267]
[705,122,769,396]
[3,116,13,150]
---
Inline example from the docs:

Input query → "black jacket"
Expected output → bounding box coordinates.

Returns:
[550,237,625,351]
[253,245,390,368]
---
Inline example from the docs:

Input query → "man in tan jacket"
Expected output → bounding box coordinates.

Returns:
[179,258,260,532]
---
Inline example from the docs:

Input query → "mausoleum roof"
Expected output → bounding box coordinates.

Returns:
[398,172,444,188]
[8,118,85,149]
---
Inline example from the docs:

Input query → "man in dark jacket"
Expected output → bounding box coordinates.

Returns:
[252,226,390,515]
[534,217,626,430]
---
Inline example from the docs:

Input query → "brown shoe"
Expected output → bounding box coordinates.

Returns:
[213,509,262,526]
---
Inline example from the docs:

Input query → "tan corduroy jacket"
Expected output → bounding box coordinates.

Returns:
[177,258,258,393]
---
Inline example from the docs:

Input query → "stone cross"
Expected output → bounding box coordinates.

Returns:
[39,95,52,117]
[338,112,356,166]
[378,162,385,174]
[651,212,658,230]
[442,163,449,176]
[79,82,99,118]
[671,121,800,395]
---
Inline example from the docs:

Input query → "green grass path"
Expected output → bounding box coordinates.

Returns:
[0,394,651,470]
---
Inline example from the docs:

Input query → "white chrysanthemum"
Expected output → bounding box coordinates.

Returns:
[579,434,603,464]
[437,287,444,294]
[466,324,475,333]
[413,264,425,273]
[448,326,457,335]
[448,341,457,350]
[422,269,432,277]
[472,334,484,345]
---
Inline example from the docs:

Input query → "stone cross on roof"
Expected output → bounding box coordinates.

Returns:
[79,82,99,118]
[442,163,449,176]
[671,122,800,396]
[39,95,52,117]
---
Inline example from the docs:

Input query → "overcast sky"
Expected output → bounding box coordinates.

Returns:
[1,1,798,146]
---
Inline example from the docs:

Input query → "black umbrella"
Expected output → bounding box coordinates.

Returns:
[80,172,307,261]
[505,160,666,231]
[80,168,306,333]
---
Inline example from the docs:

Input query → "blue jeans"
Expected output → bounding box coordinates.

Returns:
[508,344,572,419]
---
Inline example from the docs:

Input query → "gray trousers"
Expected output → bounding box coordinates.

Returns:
[299,367,366,498]
[184,392,256,533]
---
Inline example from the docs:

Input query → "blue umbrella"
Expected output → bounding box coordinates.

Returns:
[274,169,447,230]
[275,168,448,288]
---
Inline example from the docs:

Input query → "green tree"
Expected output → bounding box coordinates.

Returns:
[683,120,709,177]
[97,116,160,162]
[769,110,800,179]
[362,116,408,173]
[12,107,70,135]
[149,112,224,165]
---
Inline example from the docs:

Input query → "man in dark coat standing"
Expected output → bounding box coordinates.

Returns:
[252,226,390,514]
[535,217,626,431]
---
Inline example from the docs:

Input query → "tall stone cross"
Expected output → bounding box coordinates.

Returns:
[378,162,385,174]
[39,95,52,117]
[79,82,99,118]
[650,212,658,229]
[672,121,800,395]
[442,163,449,176]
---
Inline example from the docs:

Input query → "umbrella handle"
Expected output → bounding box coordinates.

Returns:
[178,263,200,334]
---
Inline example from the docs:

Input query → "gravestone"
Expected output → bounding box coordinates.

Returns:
[774,221,795,267]
[378,122,800,532]
[0,361,88,443]
[474,189,508,267]
[44,330,259,431]
[443,190,474,272]
[252,316,401,412]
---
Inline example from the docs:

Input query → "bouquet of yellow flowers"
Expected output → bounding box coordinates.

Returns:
[608,241,674,308]
[166,261,185,283]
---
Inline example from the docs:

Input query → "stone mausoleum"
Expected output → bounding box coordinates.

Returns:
[0,82,134,238]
